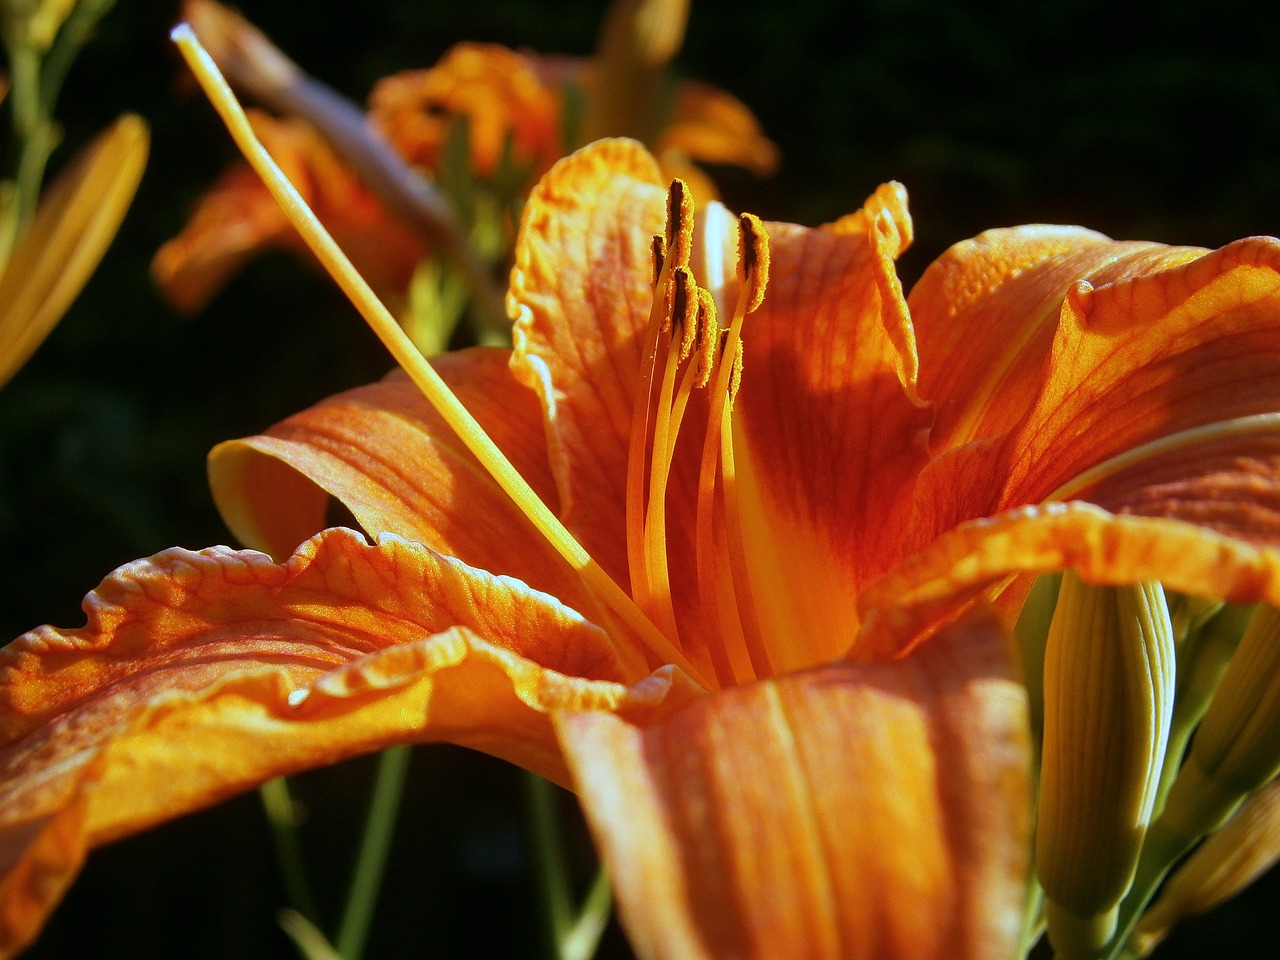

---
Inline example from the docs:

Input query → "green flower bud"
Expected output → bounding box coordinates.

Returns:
[1159,605,1280,840]
[1036,574,1176,956]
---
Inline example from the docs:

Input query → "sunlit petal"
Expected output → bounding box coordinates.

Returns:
[909,225,1201,453]
[912,238,1280,541]
[509,138,667,586]
[0,528,699,956]
[208,348,592,607]
[857,502,1280,660]
[561,610,1030,960]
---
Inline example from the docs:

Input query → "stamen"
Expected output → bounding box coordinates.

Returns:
[693,289,718,389]
[694,214,773,681]
[666,178,694,268]
[737,212,770,314]
[641,266,697,642]
[172,25,711,690]
[651,234,666,287]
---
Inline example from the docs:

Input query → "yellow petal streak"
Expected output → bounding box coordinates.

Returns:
[559,611,1031,960]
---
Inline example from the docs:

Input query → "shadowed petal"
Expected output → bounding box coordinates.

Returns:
[0,528,700,956]
[560,610,1030,960]
[1064,416,1280,548]
[858,502,1280,660]
[732,184,934,664]
[152,111,424,315]
[208,348,590,607]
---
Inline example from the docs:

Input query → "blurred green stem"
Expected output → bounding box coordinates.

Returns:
[334,745,412,960]
[261,776,323,926]
[524,771,612,960]
[1,0,117,265]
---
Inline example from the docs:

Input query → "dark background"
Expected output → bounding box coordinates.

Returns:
[3,0,1279,956]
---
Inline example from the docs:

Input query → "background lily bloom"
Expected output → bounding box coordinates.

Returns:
[151,2,777,318]
[4,132,1280,960]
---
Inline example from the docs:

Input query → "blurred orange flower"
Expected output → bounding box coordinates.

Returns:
[8,137,1280,959]
[153,15,777,316]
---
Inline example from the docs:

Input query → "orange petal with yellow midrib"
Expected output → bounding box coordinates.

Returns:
[908,225,1203,454]
[910,236,1280,545]
[560,609,1030,960]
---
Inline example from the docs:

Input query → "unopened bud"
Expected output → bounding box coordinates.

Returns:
[1036,575,1176,955]
[1159,604,1280,840]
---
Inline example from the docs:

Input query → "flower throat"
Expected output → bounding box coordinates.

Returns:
[625,179,774,689]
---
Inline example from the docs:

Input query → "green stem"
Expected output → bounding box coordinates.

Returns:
[334,745,412,960]
[38,0,117,116]
[1102,822,1196,960]
[523,771,613,960]
[260,777,323,926]
[561,869,613,960]
[524,771,574,953]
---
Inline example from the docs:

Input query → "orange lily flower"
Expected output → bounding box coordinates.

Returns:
[6,131,1280,960]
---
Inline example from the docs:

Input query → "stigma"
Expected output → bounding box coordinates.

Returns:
[623,178,773,690]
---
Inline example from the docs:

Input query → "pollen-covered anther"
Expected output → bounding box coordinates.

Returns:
[668,265,696,337]
[728,345,744,406]
[651,234,666,287]
[737,212,771,313]
[694,288,718,387]
[665,178,694,268]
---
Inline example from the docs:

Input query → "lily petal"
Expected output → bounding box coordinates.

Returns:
[913,237,1280,539]
[509,138,667,586]
[732,183,934,664]
[657,79,780,178]
[0,528,697,956]
[152,111,424,315]
[560,609,1030,960]
[1064,415,1280,548]
[858,502,1280,660]
[208,347,590,607]
[908,225,1202,453]
[367,44,563,179]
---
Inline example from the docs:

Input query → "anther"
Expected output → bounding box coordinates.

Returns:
[666,178,694,268]
[694,289,718,387]
[651,234,666,287]
[737,212,770,313]
[669,265,696,336]
[728,344,744,405]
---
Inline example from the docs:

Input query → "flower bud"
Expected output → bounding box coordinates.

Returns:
[1036,574,1176,956]
[1159,604,1280,840]
[1132,778,1280,956]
